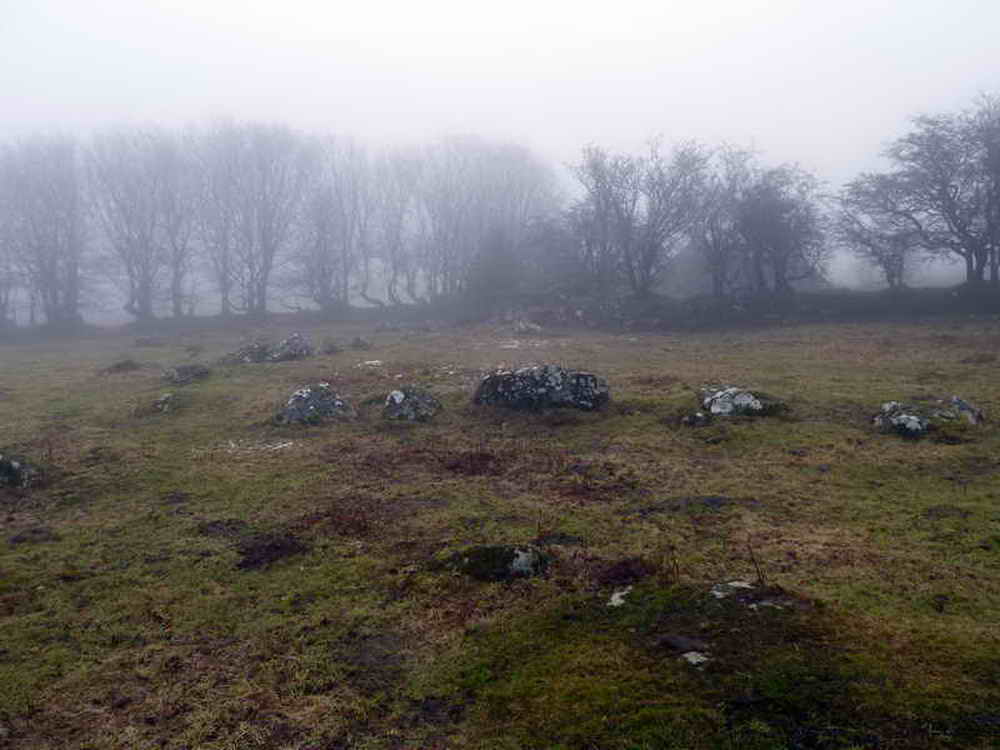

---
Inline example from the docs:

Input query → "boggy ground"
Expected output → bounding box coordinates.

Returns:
[0,319,998,749]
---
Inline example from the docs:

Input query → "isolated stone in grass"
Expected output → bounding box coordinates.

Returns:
[351,336,372,351]
[445,544,549,582]
[163,363,212,385]
[472,364,610,411]
[277,383,355,425]
[383,386,441,422]
[699,386,786,417]
[269,332,314,362]
[0,454,42,489]
[607,585,634,607]
[873,396,985,438]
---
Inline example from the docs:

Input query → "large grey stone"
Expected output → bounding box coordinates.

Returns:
[383,386,441,422]
[472,364,609,411]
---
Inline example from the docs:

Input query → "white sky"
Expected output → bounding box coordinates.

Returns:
[4,0,999,187]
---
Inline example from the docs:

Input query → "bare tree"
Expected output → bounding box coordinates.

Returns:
[155,131,199,317]
[290,136,375,313]
[735,165,827,298]
[231,123,311,316]
[417,136,553,301]
[0,136,85,326]
[836,173,924,289]
[194,122,311,316]
[194,123,241,315]
[695,146,756,299]
[371,148,422,305]
[88,129,166,320]
[571,140,708,297]
[877,108,997,285]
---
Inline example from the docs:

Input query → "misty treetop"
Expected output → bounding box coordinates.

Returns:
[1,92,998,329]
[836,94,1000,289]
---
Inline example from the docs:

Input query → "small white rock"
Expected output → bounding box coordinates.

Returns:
[680,651,710,666]
[710,580,754,599]
[607,585,634,608]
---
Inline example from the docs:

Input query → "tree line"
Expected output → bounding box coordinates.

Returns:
[1,93,997,329]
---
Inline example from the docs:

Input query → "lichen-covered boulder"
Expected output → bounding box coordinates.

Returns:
[444,544,549,582]
[699,386,786,417]
[874,396,985,438]
[269,332,313,362]
[383,386,441,422]
[163,363,212,385]
[0,454,42,489]
[473,365,609,411]
[276,383,355,425]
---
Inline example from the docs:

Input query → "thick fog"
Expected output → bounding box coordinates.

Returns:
[6,1,997,181]
[2,1,999,325]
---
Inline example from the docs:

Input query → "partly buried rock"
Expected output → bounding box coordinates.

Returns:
[874,396,985,438]
[383,386,441,422]
[269,332,314,362]
[444,544,549,582]
[163,363,211,385]
[699,385,786,417]
[0,454,42,489]
[277,383,355,425]
[473,364,609,411]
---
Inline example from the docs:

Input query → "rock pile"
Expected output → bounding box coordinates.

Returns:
[383,386,441,422]
[873,396,985,438]
[276,383,355,425]
[269,332,314,362]
[472,364,609,411]
[222,332,314,364]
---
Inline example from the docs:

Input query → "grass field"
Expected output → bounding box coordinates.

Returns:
[1,319,998,749]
